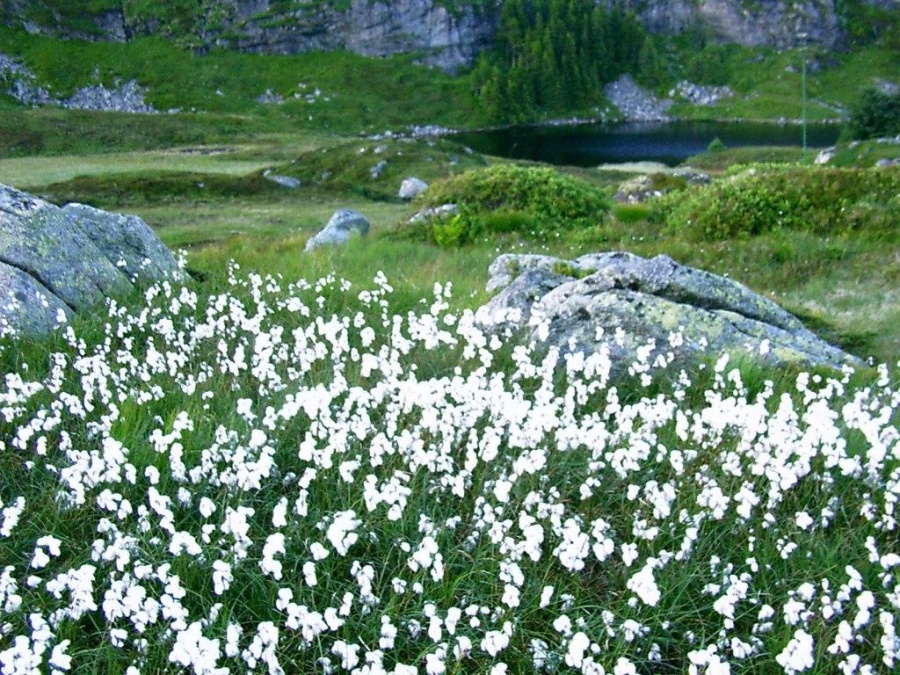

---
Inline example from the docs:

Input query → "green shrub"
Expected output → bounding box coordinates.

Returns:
[611,203,652,224]
[707,136,727,153]
[659,165,899,240]
[421,164,609,226]
[408,164,609,247]
[847,88,900,140]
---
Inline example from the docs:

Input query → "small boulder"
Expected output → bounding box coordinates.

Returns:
[814,147,836,165]
[408,203,458,225]
[613,175,658,203]
[370,160,388,179]
[399,177,429,200]
[264,174,301,189]
[305,209,370,252]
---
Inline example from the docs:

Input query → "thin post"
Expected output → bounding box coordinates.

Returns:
[802,47,807,158]
[798,31,808,162]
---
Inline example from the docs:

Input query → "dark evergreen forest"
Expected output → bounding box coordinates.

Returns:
[471,0,666,123]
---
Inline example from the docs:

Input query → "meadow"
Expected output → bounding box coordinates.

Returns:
[0,30,899,672]
[0,247,898,674]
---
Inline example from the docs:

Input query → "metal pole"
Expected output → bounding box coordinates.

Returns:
[802,48,807,158]
[799,31,808,161]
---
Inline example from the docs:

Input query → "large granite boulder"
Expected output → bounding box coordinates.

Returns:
[305,209,370,251]
[0,183,182,338]
[477,252,861,377]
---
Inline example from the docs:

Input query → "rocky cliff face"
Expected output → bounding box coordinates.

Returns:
[0,1,891,70]
[609,0,845,49]
[216,0,496,71]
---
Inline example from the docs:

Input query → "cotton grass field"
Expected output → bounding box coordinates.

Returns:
[0,255,897,674]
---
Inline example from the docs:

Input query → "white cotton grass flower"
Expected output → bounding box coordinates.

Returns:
[0,497,26,537]
[565,631,590,668]
[776,630,816,674]
[688,644,731,675]
[326,511,361,556]
[211,560,233,595]
[169,621,227,675]
[260,533,286,579]
[627,561,661,607]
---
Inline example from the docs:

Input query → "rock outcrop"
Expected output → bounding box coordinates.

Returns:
[305,208,370,251]
[669,81,734,106]
[206,0,498,72]
[0,183,183,338]
[476,252,861,377]
[617,0,844,49]
[604,75,672,122]
[0,1,867,71]
[1,54,157,113]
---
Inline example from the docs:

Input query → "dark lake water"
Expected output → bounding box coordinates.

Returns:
[451,121,842,167]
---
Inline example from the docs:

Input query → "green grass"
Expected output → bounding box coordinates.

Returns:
[668,45,900,123]
[0,148,278,190]
[681,145,812,172]
[828,138,900,167]
[0,26,486,141]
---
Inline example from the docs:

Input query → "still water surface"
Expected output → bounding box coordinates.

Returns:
[451,121,841,167]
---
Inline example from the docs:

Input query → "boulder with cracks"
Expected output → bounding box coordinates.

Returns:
[0,183,183,338]
[476,252,862,378]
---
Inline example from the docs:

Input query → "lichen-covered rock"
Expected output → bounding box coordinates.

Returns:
[1,188,133,311]
[62,203,181,284]
[305,209,370,251]
[408,203,458,225]
[0,183,183,338]
[0,261,71,337]
[476,251,861,377]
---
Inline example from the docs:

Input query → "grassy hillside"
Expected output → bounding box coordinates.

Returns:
[0,26,485,145]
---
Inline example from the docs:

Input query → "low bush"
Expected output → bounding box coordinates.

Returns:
[406,164,609,247]
[658,165,899,240]
[847,87,900,140]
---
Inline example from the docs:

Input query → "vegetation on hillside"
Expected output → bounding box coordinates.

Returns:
[837,0,900,49]
[847,87,900,140]
[0,27,484,141]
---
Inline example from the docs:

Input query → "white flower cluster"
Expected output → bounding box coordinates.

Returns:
[0,265,897,674]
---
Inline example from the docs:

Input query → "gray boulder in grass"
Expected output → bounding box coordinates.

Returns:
[398,177,429,200]
[305,209,370,251]
[476,251,863,378]
[0,182,183,338]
